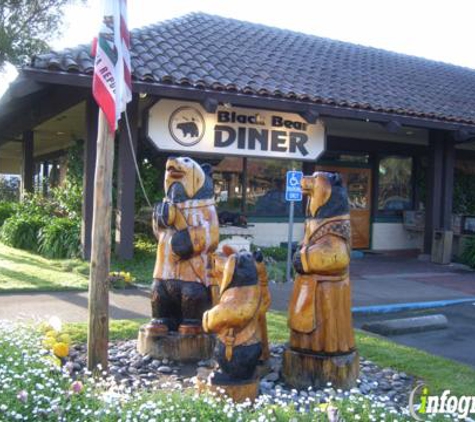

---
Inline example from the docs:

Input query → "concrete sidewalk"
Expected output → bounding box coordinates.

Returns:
[0,255,474,322]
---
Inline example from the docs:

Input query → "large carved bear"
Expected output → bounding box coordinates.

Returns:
[290,171,355,354]
[149,156,219,334]
[203,251,263,382]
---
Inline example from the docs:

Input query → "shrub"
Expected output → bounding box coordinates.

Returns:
[51,181,83,219]
[0,214,47,251]
[38,217,81,259]
[0,201,16,227]
[461,237,475,268]
[253,245,288,261]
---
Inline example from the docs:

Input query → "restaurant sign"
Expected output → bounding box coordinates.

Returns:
[147,99,325,161]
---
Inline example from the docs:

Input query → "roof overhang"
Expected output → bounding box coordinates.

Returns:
[21,67,475,135]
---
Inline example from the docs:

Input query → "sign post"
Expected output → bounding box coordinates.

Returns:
[285,170,303,283]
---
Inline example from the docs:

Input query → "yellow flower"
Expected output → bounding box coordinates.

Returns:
[57,333,71,345]
[45,330,58,339]
[52,342,69,358]
[42,337,56,350]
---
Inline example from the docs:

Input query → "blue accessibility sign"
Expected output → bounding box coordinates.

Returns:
[285,170,303,201]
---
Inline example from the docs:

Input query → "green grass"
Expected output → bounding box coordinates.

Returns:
[0,242,89,292]
[64,311,475,397]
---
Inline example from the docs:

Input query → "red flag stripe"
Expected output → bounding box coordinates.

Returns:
[93,75,116,133]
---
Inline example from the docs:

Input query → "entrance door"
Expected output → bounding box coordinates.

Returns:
[315,166,372,249]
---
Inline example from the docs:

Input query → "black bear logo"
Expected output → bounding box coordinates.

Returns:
[177,119,199,138]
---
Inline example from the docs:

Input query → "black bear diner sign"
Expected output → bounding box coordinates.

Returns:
[147,99,326,161]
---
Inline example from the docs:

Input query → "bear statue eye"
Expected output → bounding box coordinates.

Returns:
[183,157,190,162]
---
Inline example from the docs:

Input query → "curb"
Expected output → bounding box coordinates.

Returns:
[352,297,475,314]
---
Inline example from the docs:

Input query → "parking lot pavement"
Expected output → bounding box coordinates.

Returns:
[353,302,475,367]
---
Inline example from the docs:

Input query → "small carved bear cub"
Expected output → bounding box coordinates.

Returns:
[203,250,263,382]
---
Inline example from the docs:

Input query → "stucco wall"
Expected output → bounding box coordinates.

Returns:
[250,221,424,250]
[250,222,305,247]
[371,222,423,251]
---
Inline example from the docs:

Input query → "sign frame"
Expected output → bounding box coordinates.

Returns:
[146,99,326,162]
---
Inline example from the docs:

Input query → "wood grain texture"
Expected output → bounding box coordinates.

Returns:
[87,110,114,371]
[282,348,359,390]
[196,373,259,403]
[137,326,214,362]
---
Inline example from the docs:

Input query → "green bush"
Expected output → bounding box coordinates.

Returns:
[254,245,288,261]
[0,214,46,251]
[38,217,81,259]
[0,201,16,227]
[461,237,475,268]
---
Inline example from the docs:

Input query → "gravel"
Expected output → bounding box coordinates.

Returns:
[68,341,415,410]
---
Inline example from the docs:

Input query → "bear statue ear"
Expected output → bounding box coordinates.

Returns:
[253,249,264,263]
[201,163,213,176]
[330,172,343,186]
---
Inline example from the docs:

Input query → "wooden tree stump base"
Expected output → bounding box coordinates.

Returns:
[282,347,359,390]
[137,325,215,362]
[196,370,259,403]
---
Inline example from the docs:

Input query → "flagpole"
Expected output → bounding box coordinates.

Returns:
[87,109,114,371]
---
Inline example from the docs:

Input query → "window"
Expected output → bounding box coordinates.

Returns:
[246,159,303,217]
[212,157,304,218]
[378,156,413,213]
[213,157,244,212]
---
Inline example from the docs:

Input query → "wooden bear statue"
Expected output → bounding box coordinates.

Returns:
[282,171,359,390]
[144,156,219,337]
[201,250,264,402]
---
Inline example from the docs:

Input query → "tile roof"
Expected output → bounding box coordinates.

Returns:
[30,12,475,125]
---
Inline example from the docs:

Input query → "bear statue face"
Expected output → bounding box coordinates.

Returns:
[220,251,258,294]
[302,171,350,218]
[164,156,213,203]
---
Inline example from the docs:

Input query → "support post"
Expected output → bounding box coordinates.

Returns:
[424,131,444,254]
[22,130,34,195]
[424,131,455,256]
[241,157,248,213]
[42,161,49,196]
[82,97,98,260]
[87,110,114,371]
[441,137,455,230]
[115,96,139,260]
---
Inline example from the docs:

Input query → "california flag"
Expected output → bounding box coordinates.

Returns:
[93,0,132,132]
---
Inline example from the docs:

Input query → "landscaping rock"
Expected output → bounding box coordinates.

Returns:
[157,365,172,374]
[69,339,414,412]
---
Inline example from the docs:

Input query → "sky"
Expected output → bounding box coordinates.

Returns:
[1,0,475,94]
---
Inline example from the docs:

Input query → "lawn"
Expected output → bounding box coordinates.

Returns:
[0,238,289,292]
[0,239,156,292]
[65,311,475,397]
[0,242,89,292]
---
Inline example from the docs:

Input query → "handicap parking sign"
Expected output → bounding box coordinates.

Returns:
[285,170,303,201]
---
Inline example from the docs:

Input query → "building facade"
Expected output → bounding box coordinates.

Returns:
[1,13,474,260]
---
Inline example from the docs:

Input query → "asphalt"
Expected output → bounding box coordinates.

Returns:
[0,254,474,367]
[353,303,475,368]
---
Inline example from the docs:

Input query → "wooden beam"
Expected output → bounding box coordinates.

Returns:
[441,135,455,230]
[115,96,139,260]
[22,131,34,194]
[327,136,427,156]
[424,130,444,253]
[87,110,114,372]
[82,97,98,261]
[42,161,49,196]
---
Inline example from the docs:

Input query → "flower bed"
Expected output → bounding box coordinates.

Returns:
[0,321,454,421]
